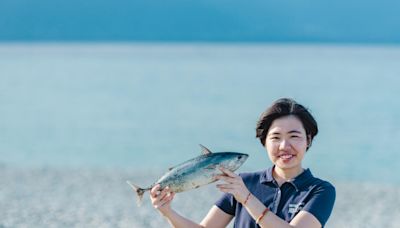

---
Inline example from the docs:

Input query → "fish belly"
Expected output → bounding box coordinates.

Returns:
[158,169,216,193]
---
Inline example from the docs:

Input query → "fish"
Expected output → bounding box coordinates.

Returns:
[126,144,248,206]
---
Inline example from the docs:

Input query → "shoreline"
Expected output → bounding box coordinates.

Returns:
[1,166,399,227]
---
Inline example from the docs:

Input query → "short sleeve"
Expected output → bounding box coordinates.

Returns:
[302,183,336,227]
[214,193,237,216]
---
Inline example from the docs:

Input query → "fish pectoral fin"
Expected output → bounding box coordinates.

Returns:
[204,164,217,170]
[199,144,212,155]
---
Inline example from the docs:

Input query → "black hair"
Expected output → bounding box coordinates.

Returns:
[256,98,318,150]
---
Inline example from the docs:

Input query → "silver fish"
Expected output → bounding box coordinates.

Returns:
[127,144,248,206]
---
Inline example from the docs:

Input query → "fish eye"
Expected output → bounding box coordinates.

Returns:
[238,155,242,160]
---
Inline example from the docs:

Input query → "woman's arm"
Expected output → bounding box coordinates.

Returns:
[216,168,322,228]
[150,184,233,228]
[243,192,321,228]
[200,205,234,228]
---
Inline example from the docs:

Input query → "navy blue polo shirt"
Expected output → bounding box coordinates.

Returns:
[215,167,335,227]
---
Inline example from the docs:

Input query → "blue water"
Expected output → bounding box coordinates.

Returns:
[1,43,399,184]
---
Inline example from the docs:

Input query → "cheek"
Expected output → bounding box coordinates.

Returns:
[292,141,308,154]
[294,140,308,149]
[265,142,278,156]
[289,136,307,147]
[265,141,273,150]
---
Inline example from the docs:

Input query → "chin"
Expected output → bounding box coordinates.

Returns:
[276,161,299,170]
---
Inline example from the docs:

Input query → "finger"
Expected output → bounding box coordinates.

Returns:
[154,194,169,208]
[150,184,161,197]
[151,191,162,199]
[151,185,168,199]
[217,186,235,190]
[219,167,237,177]
[161,186,171,194]
[216,183,238,189]
[156,186,171,200]
[155,192,174,208]
[164,192,173,201]
[150,184,160,194]
[155,199,167,208]
[157,199,169,208]
[215,175,239,184]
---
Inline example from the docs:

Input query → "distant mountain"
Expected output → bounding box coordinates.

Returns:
[1,0,399,43]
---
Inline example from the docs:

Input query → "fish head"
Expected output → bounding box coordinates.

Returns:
[217,152,249,172]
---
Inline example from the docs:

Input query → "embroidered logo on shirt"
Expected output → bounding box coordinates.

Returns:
[288,202,304,215]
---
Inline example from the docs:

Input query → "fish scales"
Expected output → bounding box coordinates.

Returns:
[157,153,227,192]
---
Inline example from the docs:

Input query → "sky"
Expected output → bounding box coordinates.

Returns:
[1,0,400,43]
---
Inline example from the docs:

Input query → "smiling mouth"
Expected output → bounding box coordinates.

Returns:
[279,154,294,160]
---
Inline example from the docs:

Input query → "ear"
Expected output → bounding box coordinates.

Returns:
[306,135,312,150]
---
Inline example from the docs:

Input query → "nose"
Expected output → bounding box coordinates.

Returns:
[279,139,290,150]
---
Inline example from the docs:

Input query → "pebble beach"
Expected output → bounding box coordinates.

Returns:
[1,165,399,228]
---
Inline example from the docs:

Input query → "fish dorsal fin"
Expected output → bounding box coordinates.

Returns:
[199,144,212,155]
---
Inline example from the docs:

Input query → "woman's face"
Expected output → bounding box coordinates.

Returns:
[265,115,308,171]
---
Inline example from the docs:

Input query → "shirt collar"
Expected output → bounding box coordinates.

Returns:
[260,166,314,191]
[260,166,275,184]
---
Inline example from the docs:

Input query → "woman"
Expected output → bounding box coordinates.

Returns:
[150,98,335,228]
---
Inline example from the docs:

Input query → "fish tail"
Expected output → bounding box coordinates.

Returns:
[126,180,147,206]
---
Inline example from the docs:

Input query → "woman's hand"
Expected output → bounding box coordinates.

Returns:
[150,184,176,215]
[215,167,251,204]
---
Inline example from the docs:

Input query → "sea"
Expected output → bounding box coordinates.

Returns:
[1,43,400,186]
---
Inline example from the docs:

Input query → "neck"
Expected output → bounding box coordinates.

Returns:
[273,165,303,185]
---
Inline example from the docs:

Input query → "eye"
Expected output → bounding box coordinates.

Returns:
[238,155,242,160]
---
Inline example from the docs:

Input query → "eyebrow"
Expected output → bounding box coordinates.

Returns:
[288,130,302,134]
[268,130,302,135]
